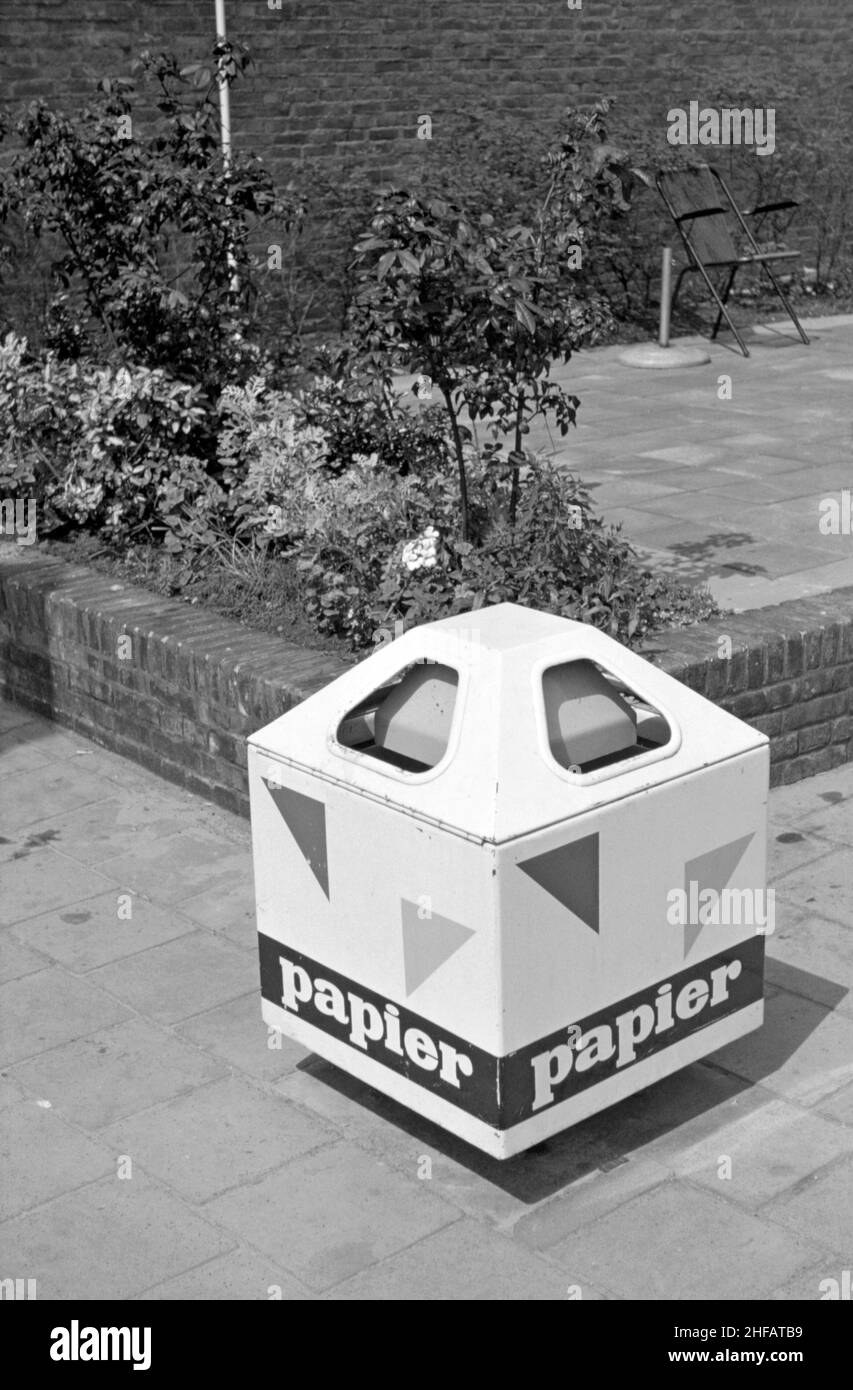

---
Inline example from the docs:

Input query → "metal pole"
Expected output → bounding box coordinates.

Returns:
[659,245,672,348]
[213,0,238,292]
[214,0,232,174]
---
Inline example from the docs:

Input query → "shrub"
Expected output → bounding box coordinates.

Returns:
[301,343,454,478]
[0,46,302,393]
[0,332,211,542]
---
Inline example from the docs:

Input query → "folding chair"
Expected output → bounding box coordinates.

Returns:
[655,163,810,357]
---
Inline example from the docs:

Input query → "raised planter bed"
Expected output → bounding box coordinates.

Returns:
[1,546,852,815]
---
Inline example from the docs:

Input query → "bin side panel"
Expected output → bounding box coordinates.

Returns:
[259,934,501,1126]
[498,934,764,1130]
[497,744,769,1052]
[248,746,502,1053]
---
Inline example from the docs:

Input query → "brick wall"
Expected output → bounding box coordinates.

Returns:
[3,1,851,155]
[2,0,850,205]
[1,548,851,816]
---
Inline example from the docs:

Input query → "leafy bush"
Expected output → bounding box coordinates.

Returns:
[0,332,212,542]
[302,343,453,478]
[408,99,687,328]
[0,46,301,392]
[215,375,329,538]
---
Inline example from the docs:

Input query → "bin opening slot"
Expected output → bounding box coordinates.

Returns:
[542,659,671,772]
[336,661,459,772]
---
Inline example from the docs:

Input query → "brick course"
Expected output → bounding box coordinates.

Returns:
[2,546,852,815]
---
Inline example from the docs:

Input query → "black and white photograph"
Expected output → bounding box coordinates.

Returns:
[0,0,851,1340]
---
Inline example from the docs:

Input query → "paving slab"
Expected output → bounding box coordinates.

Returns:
[770,1259,846,1300]
[176,992,311,1083]
[97,836,255,908]
[135,1249,310,1302]
[650,1095,852,1207]
[8,889,196,972]
[815,1081,853,1127]
[546,1181,822,1301]
[0,933,47,984]
[325,1218,583,1301]
[205,1141,460,1293]
[0,1175,236,1300]
[0,848,118,926]
[0,966,131,1067]
[0,1099,115,1221]
[708,988,853,1107]
[13,790,197,868]
[9,1016,228,1131]
[761,1156,853,1258]
[770,845,853,927]
[99,1076,336,1202]
[0,760,119,835]
[86,931,258,1025]
[764,906,853,1018]
[175,878,258,951]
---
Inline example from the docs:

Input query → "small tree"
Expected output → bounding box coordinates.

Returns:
[345,102,642,541]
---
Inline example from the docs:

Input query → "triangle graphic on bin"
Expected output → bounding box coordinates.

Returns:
[263,779,329,899]
[401,899,475,996]
[682,832,754,957]
[518,833,599,933]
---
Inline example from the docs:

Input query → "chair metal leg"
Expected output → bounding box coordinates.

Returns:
[759,260,810,345]
[711,266,739,340]
[693,260,750,356]
[671,266,689,314]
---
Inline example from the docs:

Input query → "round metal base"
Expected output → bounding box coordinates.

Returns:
[617,343,711,369]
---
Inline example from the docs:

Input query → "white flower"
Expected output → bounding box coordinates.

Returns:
[401,525,439,573]
[264,503,286,536]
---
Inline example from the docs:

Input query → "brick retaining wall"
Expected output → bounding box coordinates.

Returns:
[0,548,348,816]
[1,547,852,815]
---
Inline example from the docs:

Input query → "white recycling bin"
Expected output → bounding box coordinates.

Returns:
[248,603,768,1159]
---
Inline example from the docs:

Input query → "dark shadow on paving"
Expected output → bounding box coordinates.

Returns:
[717,559,769,576]
[667,531,756,562]
[294,961,839,1203]
[736,959,849,1041]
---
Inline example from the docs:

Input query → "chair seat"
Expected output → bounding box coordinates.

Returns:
[740,248,801,263]
[697,249,801,268]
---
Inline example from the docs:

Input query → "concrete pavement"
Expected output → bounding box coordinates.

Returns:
[544,314,853,616]
[397,313,853,617]
[1,699,851,1300]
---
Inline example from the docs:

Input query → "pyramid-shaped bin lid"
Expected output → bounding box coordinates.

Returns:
[248,603,767,845]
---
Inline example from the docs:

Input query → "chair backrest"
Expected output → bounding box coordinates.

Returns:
[657,166,738,266]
